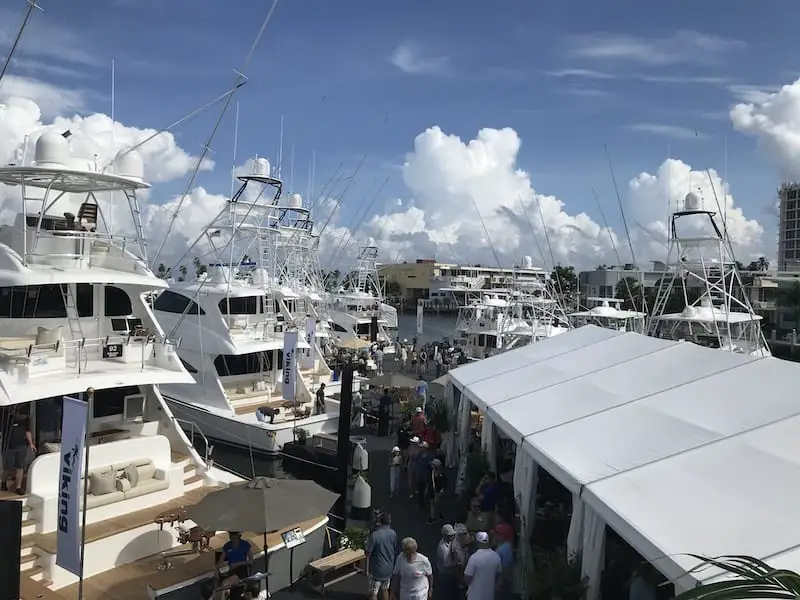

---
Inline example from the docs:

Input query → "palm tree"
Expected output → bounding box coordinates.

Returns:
[674,555,800,600]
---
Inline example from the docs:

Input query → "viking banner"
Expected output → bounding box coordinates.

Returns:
[282,330,299,401]
[301,317,316,370]
[416,302,424,335]
[56,396,88,576]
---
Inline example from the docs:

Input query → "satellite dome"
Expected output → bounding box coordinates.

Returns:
[253,157,270,177]
[34,132,70,167]
[684,191,701,211]
[366,237,376,247]
[522,255,533,268]
[288,193,303,208]
[114,150,144,181]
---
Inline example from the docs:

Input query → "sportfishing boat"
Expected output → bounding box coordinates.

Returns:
[328,238,397,351]
[648,191,770,356]
[157,158,340,455]
[0,132,250,597]
[568,297,647,333]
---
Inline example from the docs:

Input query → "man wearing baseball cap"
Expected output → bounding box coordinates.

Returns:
[464,531,502,600]
[435,524,458,600]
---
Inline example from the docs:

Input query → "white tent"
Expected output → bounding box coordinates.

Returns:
[447,325,800,593]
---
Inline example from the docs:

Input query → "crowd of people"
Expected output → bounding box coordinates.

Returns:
[394,337,469,378]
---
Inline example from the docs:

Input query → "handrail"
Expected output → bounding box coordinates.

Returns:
[174,417,214,469]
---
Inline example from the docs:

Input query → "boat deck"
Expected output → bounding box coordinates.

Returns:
[40,517,324,600]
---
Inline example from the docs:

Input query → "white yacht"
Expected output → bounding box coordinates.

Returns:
[569,297,647,333]
[328,238,397,351]
[157,159,340,455]
[648,191,770,356]
[0,132,245,596]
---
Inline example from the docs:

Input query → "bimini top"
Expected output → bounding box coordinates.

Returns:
[0,132,151,193]
[655,297,762,323]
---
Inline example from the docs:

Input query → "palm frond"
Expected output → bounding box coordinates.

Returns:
[675,555,800,600]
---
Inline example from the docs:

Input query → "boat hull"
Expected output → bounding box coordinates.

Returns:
[165,397,340,456]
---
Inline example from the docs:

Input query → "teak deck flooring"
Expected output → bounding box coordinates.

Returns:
[27,487,217,555]
[52,516,325,600]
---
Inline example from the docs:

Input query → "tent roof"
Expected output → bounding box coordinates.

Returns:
[447,325,620,399]
[458,326,800,588]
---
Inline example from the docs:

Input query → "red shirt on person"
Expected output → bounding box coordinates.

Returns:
[412,412,427,436]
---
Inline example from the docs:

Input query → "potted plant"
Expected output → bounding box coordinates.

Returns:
[295,427,310,445]
[341,526,369,551]
[527,547,587,600]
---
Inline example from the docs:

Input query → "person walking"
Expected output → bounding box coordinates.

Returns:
[427,459,447,525]
[464,532,502,600]
[391,537,433,600]
[3,411,33,495]
[435,524,459,600]
[389,446,403,498]
[492,523,515,599]
[406,437,421,498]
[366,512,398,600]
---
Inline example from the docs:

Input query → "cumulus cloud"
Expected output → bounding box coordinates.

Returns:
[358,126,764,268]
[731,79,800,180]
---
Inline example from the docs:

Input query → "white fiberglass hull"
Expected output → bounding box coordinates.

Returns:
[165,397,340,455]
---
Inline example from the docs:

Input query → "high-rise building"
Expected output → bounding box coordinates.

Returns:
[778,182,800,271]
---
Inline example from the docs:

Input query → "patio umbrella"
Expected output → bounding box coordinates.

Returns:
[186,476,340,536]
[368,372,418,389]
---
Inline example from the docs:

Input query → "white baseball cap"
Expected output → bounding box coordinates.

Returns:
[415,406,423,413]
[475,531,489,544]
[391,446,400,453]
[410,436,420,443]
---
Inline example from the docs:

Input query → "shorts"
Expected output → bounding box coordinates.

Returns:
[4,447,27,470]
[369,577,390,594]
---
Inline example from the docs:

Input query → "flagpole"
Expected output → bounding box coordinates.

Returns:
[77,387,93,600]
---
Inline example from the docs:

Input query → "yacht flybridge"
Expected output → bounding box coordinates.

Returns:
[569,297,646,333]
[157,157,340,455]
[0,132,240,595]
[329,238,397,350]
[648,191,770,356]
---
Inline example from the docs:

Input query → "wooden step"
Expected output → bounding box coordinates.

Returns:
[22,518,36,537]
[27,565,44,581]
[184,474,204,491]
[20,550,38,570]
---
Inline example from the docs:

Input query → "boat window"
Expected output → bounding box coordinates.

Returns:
[76,284,93,317]
[214,352,273,377]
[218,296,259,315]
[355,323,370,335]
[180,358,198,373]
[93,385,140,419]
[0,285,67,318]
[330,322,348,333]
[153,291,205,315]
[105,286,133,317]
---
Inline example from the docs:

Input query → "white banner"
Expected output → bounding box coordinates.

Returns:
[416,302,424,335]
[56,396,88,576]
[282,330,299,401]
[301,317,316,370]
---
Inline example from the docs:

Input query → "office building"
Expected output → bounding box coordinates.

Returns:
[778,182,800,271]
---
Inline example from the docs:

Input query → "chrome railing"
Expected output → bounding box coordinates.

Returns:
[174,417,215,469]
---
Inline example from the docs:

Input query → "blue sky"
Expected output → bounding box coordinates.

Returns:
[2,0,797,263]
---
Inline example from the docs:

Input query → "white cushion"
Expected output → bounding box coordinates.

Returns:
[35,326,62,346]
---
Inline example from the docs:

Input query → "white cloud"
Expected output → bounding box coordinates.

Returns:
[626,123,708,141]
[390,42,450,76]
[546,69,615,80]
[0,75,85,116]
[563,30,745,67]
[356,127,764,268]
[730,79,800,180]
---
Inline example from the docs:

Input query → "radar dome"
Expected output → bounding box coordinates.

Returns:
[367,237,375,247]
[34,132,70,167]
[522,255,533,268]
[114,150,144,181]
[288,193,303,208]
[253,157,270,177]
[684,191,701,211]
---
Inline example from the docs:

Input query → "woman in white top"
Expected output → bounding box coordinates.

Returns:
[391,537,433,600]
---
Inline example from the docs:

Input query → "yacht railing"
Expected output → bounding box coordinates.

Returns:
[223,315,282,342]
[26,229,149,273]
[174,417,215,469]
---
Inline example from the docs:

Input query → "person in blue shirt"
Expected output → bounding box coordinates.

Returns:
[477,472,499,512]
[216,531,255,596]
[493,523,515,598]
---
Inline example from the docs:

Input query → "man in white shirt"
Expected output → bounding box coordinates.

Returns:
[434,524,458,600]
[391,537,433,600]
[464,531,501,600]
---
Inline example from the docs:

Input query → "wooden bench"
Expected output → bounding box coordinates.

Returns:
[305,548,365,595]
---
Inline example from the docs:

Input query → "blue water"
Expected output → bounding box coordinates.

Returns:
[396,312,456,344]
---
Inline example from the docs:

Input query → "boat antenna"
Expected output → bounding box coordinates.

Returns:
[517,194,549,271]
[534,196,566,301]
[328,175,390,269]
[604,144,645,312]
[109,57,116,235]
[230,101,240,199]
[277,114,284,178]
[0,0,42,87]
[591,187,641,313]
[470,195,503,270]
[151,0,279,269]
[289,142,295,193]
